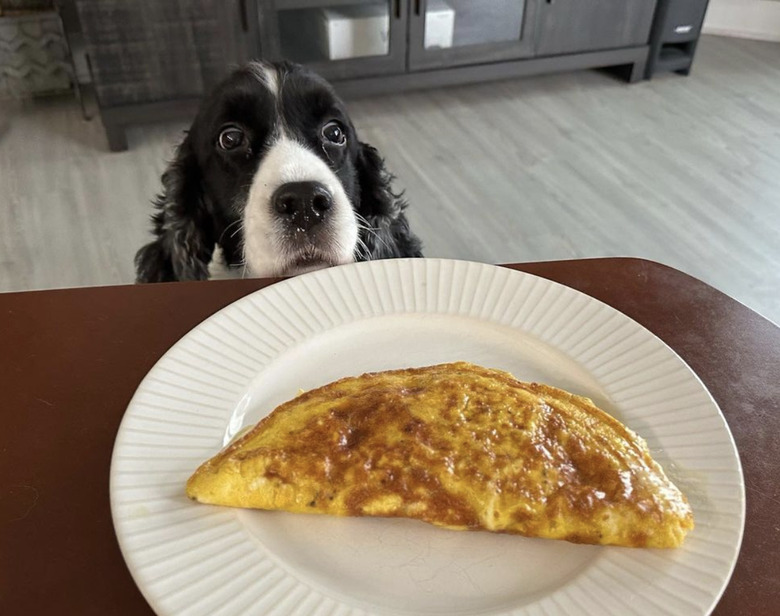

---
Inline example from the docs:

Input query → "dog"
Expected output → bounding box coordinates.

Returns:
[135,60,422,283]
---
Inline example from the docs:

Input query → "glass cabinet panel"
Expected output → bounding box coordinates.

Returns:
[410,0,537,70]
[277,2,391,64]
[423,0,527,50]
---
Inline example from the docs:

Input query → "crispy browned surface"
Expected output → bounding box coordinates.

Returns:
[187,362,694,547]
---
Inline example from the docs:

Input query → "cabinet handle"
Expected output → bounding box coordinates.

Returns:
[414,0,421,16]
[394,0,401,19]
[238,0,248,32]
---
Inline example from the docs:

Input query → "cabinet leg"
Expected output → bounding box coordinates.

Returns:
[103,121,128,152]
[627,59,647,84]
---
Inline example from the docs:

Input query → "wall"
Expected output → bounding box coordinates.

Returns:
[703,0,780,41]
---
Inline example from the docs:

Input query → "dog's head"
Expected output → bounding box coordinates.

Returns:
[135,61,421,282]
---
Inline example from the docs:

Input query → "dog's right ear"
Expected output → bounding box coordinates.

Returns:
[134,133,215,283]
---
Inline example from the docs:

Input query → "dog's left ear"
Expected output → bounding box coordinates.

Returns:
[134,133,216,282]
[355,142,423,259]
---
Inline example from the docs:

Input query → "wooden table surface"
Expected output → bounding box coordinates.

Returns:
[1,258,778,615]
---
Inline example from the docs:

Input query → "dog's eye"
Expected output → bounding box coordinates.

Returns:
[322,121,346,146]
[218,126,245,151]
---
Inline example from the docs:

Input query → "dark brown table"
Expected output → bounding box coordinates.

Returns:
[1,258,778,615]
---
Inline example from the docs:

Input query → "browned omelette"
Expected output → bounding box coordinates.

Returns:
[186,362,694,548]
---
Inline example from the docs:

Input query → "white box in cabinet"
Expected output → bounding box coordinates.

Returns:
[318,5,390,61]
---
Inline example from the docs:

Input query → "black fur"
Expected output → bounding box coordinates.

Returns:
[135,61,422,283]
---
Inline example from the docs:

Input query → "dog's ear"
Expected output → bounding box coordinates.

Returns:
[355,142,423,259]
[135,133,215,282]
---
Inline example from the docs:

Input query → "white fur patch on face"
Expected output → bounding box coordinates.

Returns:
[248,61,278,98]
[243,137,358,277]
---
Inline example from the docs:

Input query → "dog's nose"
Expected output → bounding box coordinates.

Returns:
[272,182,333,231]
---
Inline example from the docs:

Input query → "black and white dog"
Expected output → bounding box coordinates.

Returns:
[135,61,422,282]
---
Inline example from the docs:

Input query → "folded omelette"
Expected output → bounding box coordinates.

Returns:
[186,362,694,548]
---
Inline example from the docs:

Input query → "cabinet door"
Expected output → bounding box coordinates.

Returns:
[408,0,540,70]
[535,0,657,57]
[74,0,250,106]
[260,0,407,81]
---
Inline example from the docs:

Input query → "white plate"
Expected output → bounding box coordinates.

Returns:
[110,258,744,616]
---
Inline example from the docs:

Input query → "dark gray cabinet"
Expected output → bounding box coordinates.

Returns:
[63,0,660,150]
[535,0,657,56]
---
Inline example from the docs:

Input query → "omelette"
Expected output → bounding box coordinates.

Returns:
[186,362,694,548]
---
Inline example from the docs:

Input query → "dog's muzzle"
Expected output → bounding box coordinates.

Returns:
[241,136,359,277]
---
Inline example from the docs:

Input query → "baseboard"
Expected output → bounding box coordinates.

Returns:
[702,26,780,42]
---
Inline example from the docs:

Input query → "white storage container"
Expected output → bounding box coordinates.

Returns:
[318,4,390,61]
[424,0,455,49]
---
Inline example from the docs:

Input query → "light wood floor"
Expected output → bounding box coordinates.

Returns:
[1,35,778,323]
